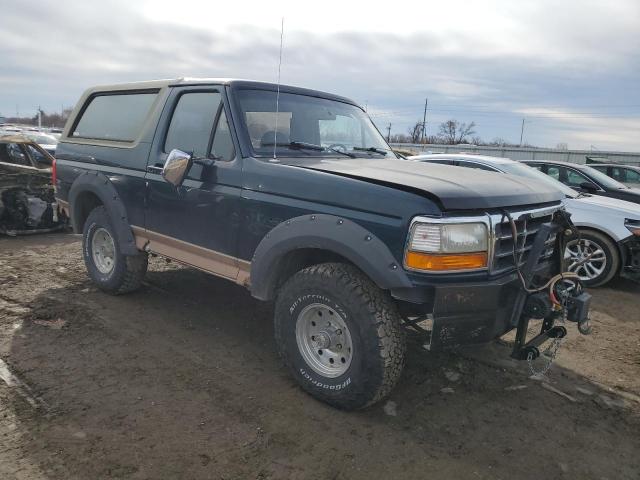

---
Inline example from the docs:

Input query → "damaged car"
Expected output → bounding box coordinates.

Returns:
[0,135,67,235]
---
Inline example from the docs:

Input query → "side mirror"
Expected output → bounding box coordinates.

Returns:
[579,181,598,192]
[162,149,192,187]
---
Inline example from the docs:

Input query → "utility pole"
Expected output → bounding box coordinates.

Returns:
[386,123,391,142]
[519,118,525,146]
[421,98,428,143]
[38,106,42,129]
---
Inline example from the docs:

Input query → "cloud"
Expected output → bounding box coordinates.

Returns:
[0,0,638,150]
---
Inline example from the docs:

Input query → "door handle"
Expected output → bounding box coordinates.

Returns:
[147,165,163,174]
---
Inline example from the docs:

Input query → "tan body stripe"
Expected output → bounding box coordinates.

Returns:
[131,225,250,286]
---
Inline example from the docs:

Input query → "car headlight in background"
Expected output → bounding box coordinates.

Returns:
[624,219,640,236]
[405,219,488,271]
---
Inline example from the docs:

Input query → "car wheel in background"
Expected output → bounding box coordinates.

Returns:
[566,230,619,287]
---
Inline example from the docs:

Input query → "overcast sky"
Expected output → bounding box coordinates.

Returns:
[1,0,639,150]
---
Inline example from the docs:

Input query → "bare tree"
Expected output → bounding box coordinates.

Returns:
[389,133,410,143]
[437,119,476,144]
[408,122,423,143]
[3,108,72,128]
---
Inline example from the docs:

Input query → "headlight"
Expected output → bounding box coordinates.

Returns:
[405,220,488,272]
[625,219,640,236]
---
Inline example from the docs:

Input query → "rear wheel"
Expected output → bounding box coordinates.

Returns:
[274,263,406,410]
[82,206,147,294]
[566,230,619,287]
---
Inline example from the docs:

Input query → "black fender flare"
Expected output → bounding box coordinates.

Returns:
[250,214,413,300]
[68,170,139,255]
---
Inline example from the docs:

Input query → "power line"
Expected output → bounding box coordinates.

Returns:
[369,109,640,119]
[421,98,428,143]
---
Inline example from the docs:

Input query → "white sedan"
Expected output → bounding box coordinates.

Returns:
[410,153,640,287]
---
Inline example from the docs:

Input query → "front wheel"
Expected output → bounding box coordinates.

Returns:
[274,263,406,410]
[566,230,619,287]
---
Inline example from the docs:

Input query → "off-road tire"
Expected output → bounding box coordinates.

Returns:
[568,230,620,287]
[82,206,147,295]
[274,262,406,410]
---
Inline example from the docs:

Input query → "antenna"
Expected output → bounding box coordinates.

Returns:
[273,17,285,161]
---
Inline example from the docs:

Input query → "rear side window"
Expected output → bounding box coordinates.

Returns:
[72,91,158,142]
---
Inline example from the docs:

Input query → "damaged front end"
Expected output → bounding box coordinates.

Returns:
[404,207,592,370]
[0,166,67,236]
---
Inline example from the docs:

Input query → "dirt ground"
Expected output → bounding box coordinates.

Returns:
[1,233,639,480]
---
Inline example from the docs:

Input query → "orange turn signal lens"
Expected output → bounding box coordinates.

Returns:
[405,251,488,271]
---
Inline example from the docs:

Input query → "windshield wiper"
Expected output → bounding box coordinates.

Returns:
[262,140,356,158]
[290,141,356,158]
[353,146,388,156]
[262,140,323,151]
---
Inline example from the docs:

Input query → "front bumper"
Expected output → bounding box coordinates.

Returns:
[428,270,537,350]
[394,210,588,353]
[620,236,640,282]
[392,262,556,351]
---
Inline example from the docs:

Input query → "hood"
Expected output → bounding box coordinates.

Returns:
[568,194,640,218]
[290,158,564,210]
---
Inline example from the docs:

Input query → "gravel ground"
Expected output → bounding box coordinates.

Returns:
[1,233,639,479]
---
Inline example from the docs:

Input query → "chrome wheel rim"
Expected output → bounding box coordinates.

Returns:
[91,227,116,274]
[566,239,607,281]
[295,303,353,378]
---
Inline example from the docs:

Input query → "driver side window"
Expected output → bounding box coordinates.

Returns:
[163,90,235,180]
[565,168,590,187]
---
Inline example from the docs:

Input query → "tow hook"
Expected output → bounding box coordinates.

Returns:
[565,291,593,335]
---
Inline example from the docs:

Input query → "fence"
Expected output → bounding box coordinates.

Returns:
[389,143,640,166]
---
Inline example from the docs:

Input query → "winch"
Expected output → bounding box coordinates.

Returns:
[505,209,592,371]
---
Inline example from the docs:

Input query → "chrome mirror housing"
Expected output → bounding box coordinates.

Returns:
[162,149,192,187]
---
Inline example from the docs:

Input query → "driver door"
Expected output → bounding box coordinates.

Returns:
[143,86,245,282]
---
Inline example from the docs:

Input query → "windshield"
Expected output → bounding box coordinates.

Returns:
[27,145,52,166]
[236,89,394,159]
[579,165,628,189]
[499,162,579,198]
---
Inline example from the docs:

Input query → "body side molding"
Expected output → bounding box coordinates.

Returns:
[131,226,251,285]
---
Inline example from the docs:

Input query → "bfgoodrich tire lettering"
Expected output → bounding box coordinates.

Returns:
[82,206,148,295]
[274,263,406,410]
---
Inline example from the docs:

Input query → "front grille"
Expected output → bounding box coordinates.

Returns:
[490,207,559,274]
